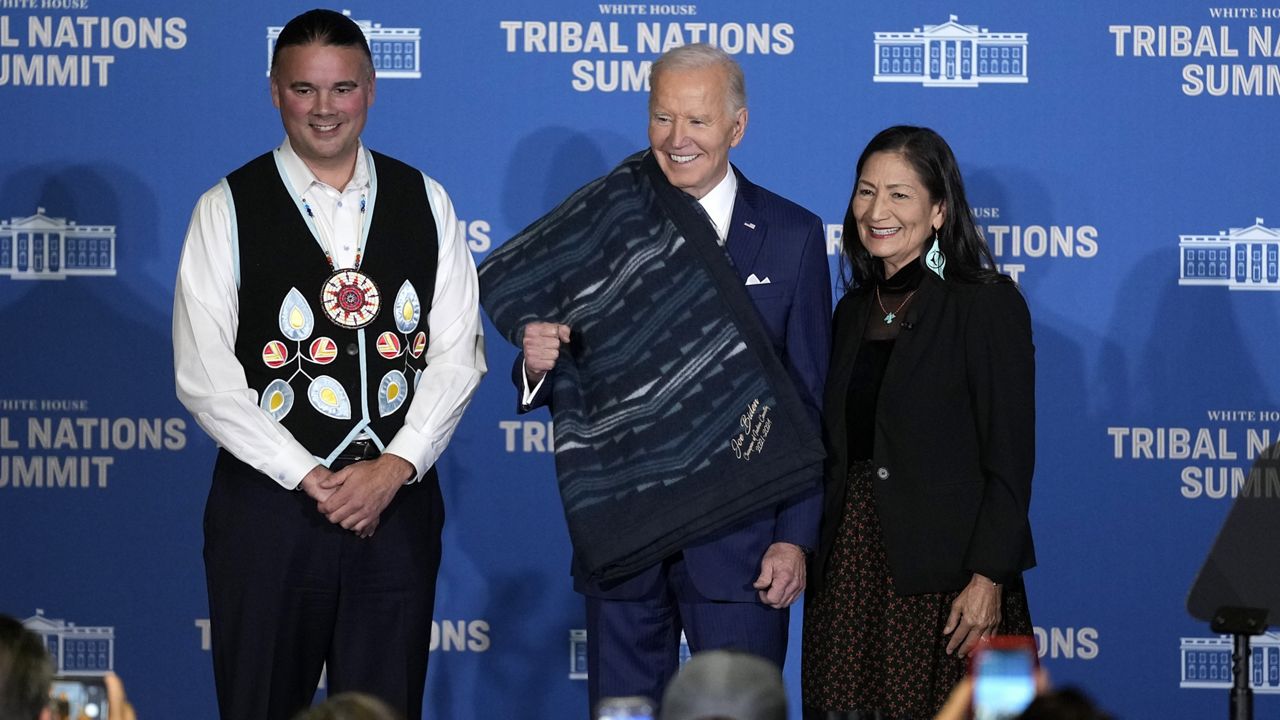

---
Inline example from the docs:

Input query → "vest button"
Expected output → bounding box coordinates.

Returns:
[345,343,359,356]
[876,467,890,480]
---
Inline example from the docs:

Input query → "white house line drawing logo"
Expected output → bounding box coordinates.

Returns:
[0,208,117,281]
[22,609,115,675]
[873,15,1027,88]
[267,10,422,79]
[1180,633,1280,693]
[1179,218,1280,291]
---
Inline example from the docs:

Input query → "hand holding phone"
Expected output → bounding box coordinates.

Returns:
[970,635,1038,720]
[50,675,109,719]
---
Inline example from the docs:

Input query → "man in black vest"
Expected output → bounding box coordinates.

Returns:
[173,10,485,719]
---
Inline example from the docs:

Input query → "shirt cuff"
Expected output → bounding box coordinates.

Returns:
[276,443,323,491]
[384,433,438,484]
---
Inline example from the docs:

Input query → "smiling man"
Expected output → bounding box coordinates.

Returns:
[478,43,831,715]
[172,9,485,720]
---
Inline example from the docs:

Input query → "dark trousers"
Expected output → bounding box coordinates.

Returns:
[584,553,788,717]
[204,450,443,720]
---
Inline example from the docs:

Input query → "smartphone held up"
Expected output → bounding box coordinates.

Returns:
[49,674,109,719]
[596,695,656,720]
[970,635,1038,720]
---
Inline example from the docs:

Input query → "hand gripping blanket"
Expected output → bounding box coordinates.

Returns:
[478,151,824,582]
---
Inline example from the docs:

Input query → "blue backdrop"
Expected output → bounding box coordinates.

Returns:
[3,1,1279,718]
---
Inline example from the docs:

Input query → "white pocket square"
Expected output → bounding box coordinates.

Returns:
[745,274,772,286]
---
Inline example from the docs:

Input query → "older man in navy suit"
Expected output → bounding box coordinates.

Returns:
[515,43,831,712]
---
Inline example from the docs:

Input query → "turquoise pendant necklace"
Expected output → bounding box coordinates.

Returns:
[876,284,918,325]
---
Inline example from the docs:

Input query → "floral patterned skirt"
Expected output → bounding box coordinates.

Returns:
[801,461,1032,720]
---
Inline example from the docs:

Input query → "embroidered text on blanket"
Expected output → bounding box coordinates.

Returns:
[731,398,774,461]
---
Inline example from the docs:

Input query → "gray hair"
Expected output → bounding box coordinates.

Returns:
[659,650,786,720]
[650,43,747,114]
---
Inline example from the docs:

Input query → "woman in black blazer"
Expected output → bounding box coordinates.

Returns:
[801,127,1036,720]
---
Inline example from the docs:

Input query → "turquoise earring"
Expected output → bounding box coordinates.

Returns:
[925,230,946,279]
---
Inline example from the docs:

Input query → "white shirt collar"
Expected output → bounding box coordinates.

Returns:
[697,165,738,244]
[276,138,371,197]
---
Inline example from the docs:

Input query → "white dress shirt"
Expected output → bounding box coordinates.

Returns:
[174,139,486,490]
[520,164,738,404]
[697,165,738,246]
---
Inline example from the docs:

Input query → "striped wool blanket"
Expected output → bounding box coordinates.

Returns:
[478,150,824,582]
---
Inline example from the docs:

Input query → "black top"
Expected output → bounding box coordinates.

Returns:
[846,261,924,460]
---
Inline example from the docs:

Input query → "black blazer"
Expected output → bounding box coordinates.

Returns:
[811,270,1036,597]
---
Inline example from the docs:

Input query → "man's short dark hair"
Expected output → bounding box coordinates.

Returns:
[293,692,404,720]
[271,9,373,72]
[0,615,53,720]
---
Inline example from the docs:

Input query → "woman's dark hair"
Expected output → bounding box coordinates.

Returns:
[271,9,373,73]
[840,125,1005,289]
[1017,687,1113,720]
[0,614,54,720]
